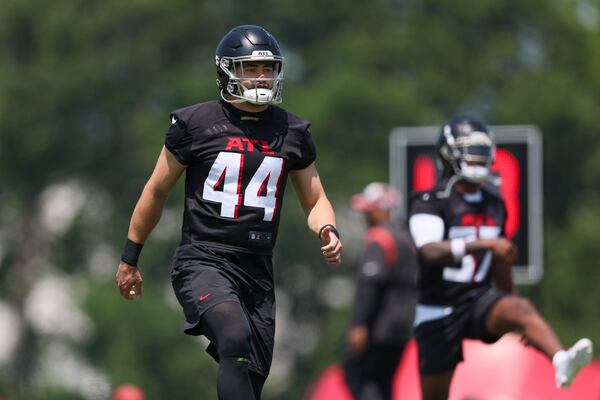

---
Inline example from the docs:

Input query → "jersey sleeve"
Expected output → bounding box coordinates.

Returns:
[408,191,445,247]
[350,243,387,327]
[358,242,389,285]
[291,128,317,170]
[408,191,443,217]
[164,114,193,166]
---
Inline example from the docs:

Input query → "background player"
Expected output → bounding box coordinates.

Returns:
[342,182,418,400]
[115,25,342,400]
[408,115,593,400]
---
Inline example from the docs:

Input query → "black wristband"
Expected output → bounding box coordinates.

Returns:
[318,224,340,240]
[121,239,144,267]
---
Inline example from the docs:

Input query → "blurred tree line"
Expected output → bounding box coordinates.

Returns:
[0,0,599,399]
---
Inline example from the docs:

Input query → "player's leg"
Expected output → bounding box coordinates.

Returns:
[345,344,403,400]
[368,344,405,400]
[201,301,256,400]
[485,294,593,387]
[249,371,266,400]
[414,309,464,400]
[236,254,276,399]
[485,294,562,357]
[342,349,367,399]
[421,371,454,400]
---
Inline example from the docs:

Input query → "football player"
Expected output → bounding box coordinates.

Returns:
[343,183,418,400]
[408,115,593,400]
[115,25,342,400]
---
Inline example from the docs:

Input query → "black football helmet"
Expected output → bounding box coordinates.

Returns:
[215,25,284,105]
[436,115,496,184]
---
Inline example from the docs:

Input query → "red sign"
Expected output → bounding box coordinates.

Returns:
[305,335,600,400]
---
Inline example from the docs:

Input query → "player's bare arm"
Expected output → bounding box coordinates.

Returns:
[419,238,517,267]
[116,147,186,300]
[489,239,518,293]
[491,257,516,294]
[290,162,342,265]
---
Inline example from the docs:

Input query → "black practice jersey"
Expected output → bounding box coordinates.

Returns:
[350,223,418,345]
[165,100,316,254]
[408,185,507,306]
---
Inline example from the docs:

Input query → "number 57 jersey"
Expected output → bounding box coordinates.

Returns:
[165,100,317,255]
[408,185,507,306]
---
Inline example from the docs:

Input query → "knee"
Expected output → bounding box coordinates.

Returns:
[515,297,536,314]
[511,296,538,323]
[217,328,252,357]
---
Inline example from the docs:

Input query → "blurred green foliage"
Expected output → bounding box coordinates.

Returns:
[1,0,600,399]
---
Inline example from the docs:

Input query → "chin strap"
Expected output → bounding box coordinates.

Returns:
[436,175,462,199]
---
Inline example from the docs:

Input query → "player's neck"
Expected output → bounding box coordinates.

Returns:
[231,101,269,113]
[366,212,391,227]
[454,180,481,194]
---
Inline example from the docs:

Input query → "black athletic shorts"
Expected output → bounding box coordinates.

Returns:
[170,243,275,377]
[414,287,505,375]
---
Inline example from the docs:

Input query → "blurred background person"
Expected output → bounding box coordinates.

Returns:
[342,183,418,400]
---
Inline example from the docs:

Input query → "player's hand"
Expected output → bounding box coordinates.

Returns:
[116,262,143,300]
[347,326,368,354]
[490,238,518,265]
[320,227,342,265]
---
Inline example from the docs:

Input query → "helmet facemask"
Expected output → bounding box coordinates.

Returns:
[451,131,495,184]
[216,52,284,105]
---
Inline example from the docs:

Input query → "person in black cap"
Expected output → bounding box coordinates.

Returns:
[343,182,418,400]
[115,25,342,400]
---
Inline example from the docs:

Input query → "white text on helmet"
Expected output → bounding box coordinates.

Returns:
[251,50,274,57]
